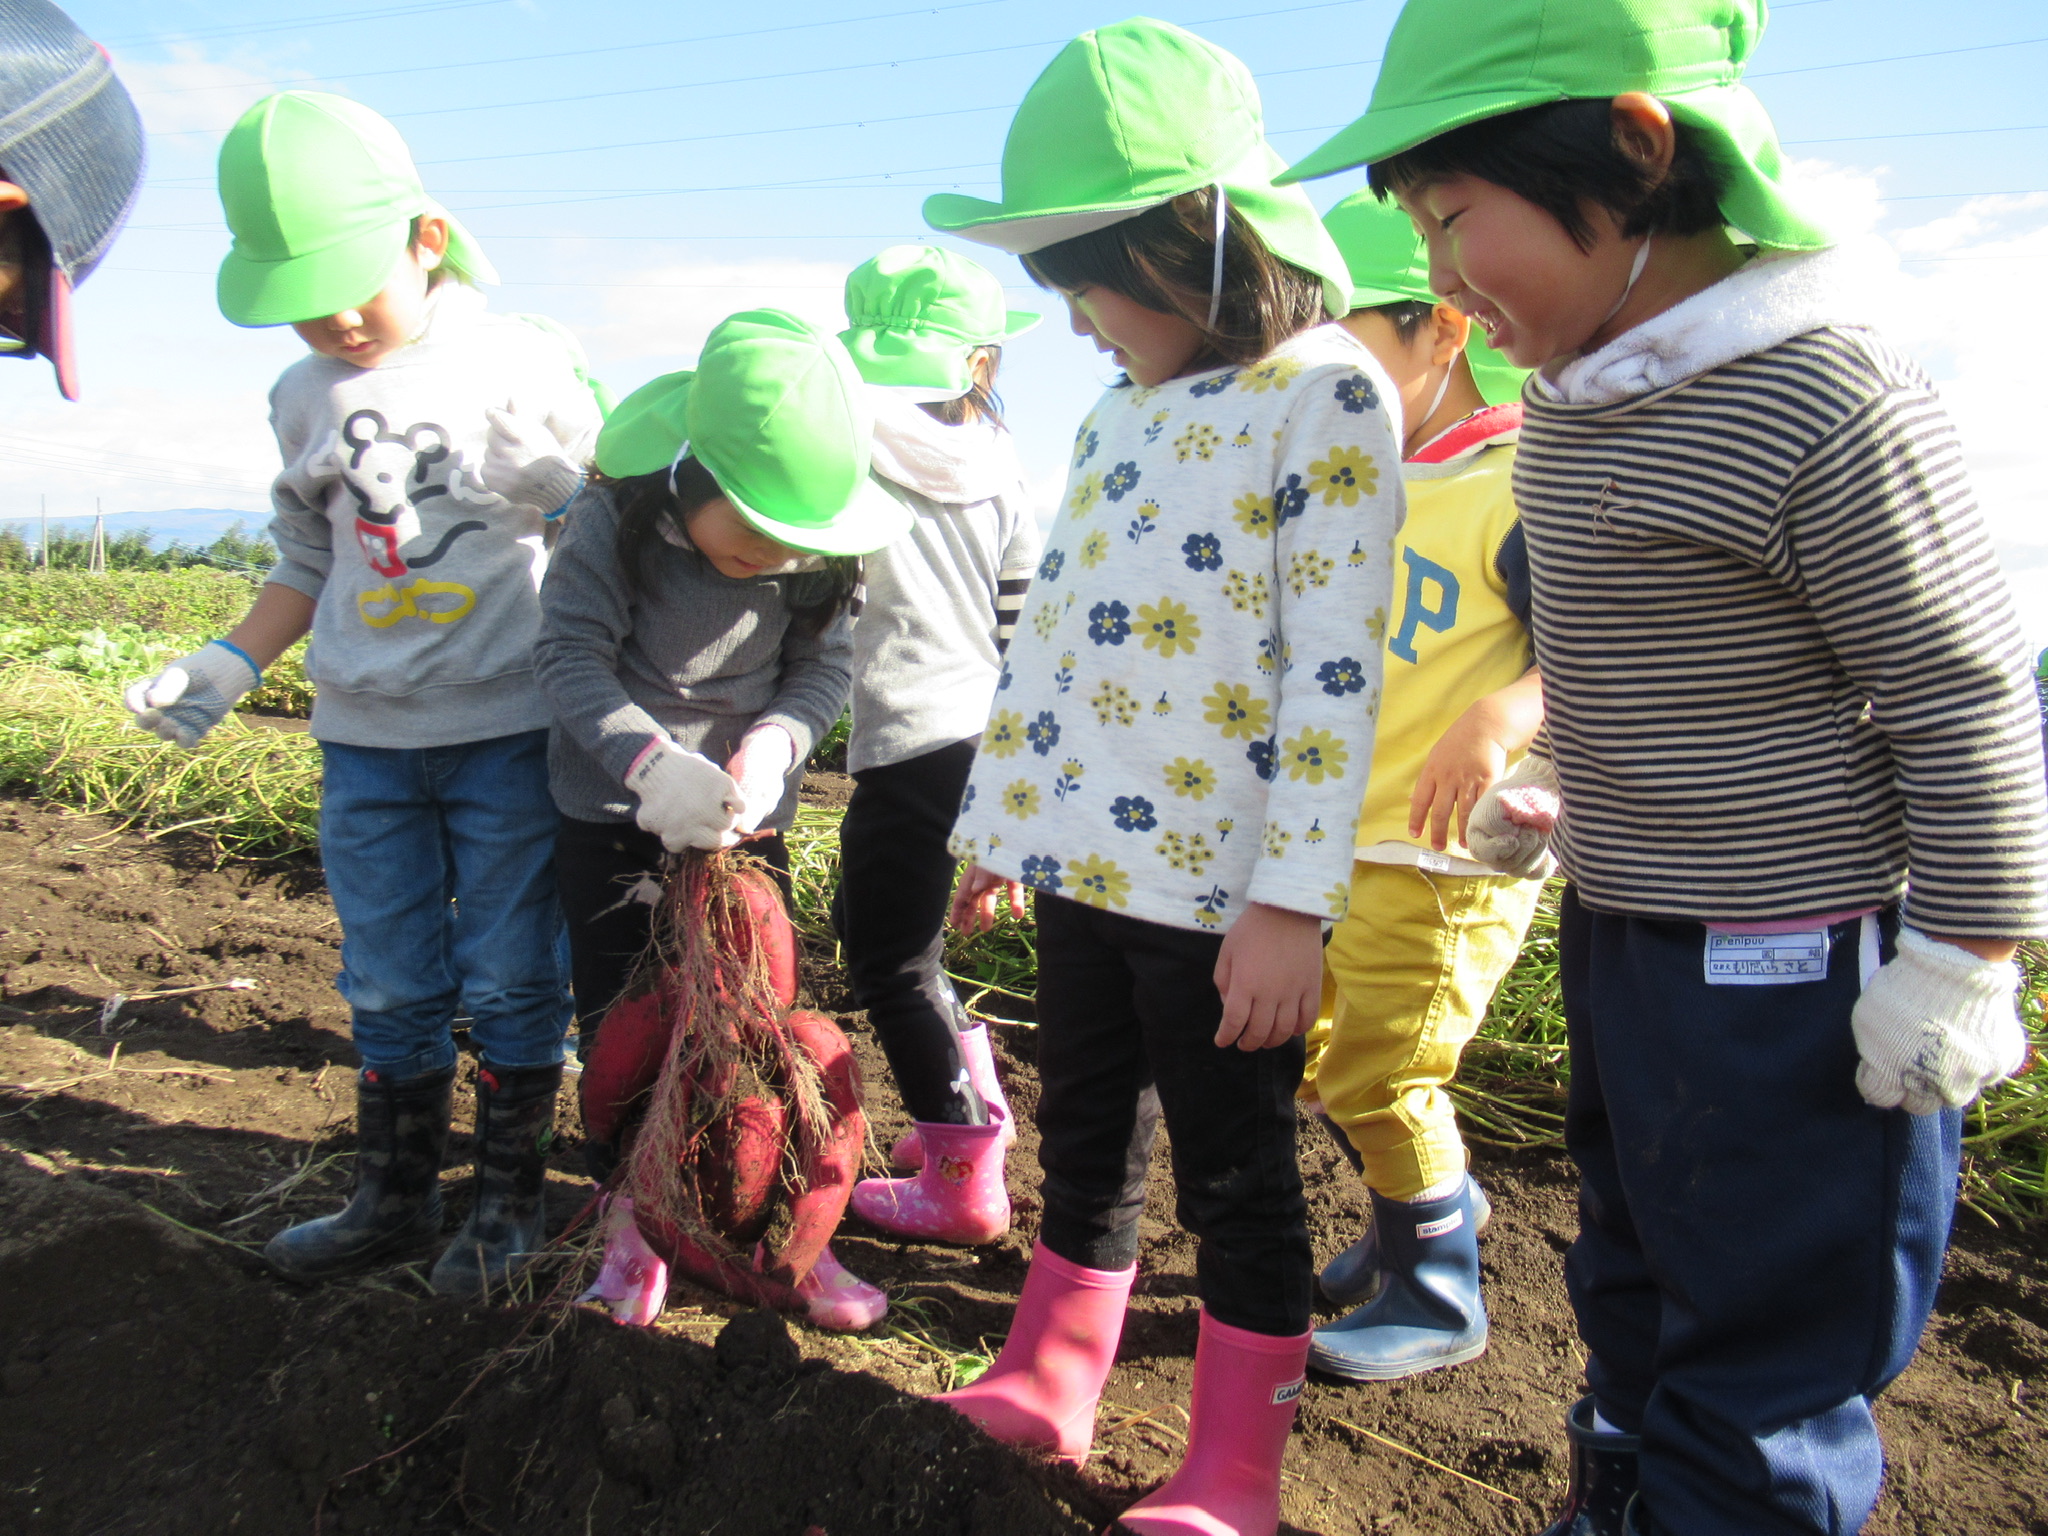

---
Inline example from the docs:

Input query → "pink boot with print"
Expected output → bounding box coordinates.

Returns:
[891,1023,1013,1170]
[795,1243,889,1331]
[578,1195,669,1327]
[854,1119,1011,1244]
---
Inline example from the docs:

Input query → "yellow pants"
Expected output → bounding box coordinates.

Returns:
[1301,861,1544,1201]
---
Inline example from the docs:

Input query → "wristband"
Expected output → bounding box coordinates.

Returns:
[212,638,265,687]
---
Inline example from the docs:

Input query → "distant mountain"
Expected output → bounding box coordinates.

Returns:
[0,507,263,550]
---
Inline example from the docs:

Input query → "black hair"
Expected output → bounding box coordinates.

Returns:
[607,455,861,636]
[1365,298,1434,342]
[1368,99,1729,251]
[1022,189,1327,373]
[921,344,1005,427]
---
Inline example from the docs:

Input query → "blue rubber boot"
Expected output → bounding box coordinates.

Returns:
[1537,1398,1640,1536]
[1317,1173,1492,1308]
[1309,1182,1486,1381]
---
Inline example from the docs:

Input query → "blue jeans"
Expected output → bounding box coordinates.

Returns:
[1560,889,1960,1535]
[319,729,571,1078]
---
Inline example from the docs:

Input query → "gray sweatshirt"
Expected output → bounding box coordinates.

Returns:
[265,284,604,748]
[533,483,853,830]
[849,392,1039,774]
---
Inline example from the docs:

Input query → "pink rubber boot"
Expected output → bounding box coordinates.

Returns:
[1120,1311,1312,1536]
[578,1195,669,1327]
[935,1241,1134,1463]
[794,1243,889,1332]
[854,1119,1011,1244]
[891,1023,1013,1170]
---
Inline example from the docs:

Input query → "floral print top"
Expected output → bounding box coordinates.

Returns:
[949,324,1401,932]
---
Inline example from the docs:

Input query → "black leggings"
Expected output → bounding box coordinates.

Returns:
[831,740,985,1125]
[1032,892,1311,1336]
[554,816,789,1053]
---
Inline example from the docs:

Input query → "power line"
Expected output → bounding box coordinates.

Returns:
[126,0,1015,95]
[145,0,1376,138]
[1750,33,2048,78]
[104,0,509,49]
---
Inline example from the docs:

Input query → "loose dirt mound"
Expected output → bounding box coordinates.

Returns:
[2,793,2044,1535]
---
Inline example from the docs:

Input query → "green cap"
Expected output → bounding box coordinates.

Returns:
[594,309,910,558]
[839,245,1040,402]
[216,91,497,327]
[1321,192,1529,406]
[922,17,1352,317]
[1279,0,1826,251]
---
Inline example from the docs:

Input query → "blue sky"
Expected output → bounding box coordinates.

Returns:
[8,0,2048,637]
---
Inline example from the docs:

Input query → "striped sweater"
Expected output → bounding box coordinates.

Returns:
[1516,324,2048,937]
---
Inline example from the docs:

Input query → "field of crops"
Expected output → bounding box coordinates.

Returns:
[0,571,2043,1223]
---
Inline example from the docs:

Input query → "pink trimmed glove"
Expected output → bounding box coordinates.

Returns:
[625,738,742,852]
[1852,929,2027,1115]
[1465,754,1561,879]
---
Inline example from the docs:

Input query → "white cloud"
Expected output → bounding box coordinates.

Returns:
[567,258,853,380]
[1783,160,2048,658]
[109,45,313,138]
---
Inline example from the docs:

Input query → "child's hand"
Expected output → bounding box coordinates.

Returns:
[1409,697,1516,851]
[482,406,584,519]
[1213,902,1323,1052]
[1852,928,2027,1114]
[951,864,1026,934]
[725,724,796,835]
[124,641,262,749]
[1465,755,1561,878]
[625,738,743,852]
[1410,669,1546,851]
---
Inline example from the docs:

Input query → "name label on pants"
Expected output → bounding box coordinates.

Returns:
[1702,930,1828,985]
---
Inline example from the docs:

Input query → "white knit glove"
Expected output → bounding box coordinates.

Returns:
[481,406,583,520]
[625,739,742,852]
[123,641,261,748]
[1852,928,2026,1115]
[1465,754,1561,879]
[726,724,797,835]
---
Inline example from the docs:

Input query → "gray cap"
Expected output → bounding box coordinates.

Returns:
[0,0,144,398]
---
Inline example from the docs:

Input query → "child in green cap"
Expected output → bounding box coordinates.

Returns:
[1295,190,1546,1386]
[124,91,604,1301]
[925,20,1402,1535]
[1286,2,2048,1533]
[830,244,1042,1248]
[537,307,908,1332]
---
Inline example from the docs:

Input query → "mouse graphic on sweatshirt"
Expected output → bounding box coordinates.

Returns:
[339,408,490,578]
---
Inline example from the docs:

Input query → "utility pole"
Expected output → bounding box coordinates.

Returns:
[89,497,104,574]
[38,493,46,570]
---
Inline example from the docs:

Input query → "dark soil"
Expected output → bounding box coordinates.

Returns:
[1,791,2044,1536]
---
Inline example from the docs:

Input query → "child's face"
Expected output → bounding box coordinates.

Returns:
[685,495,810,581]
[290,222,445,370]
[1396,175,1641,369]
[1059,285,1205,387]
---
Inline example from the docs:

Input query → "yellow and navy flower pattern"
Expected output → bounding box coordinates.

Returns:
[950,326,1401,932]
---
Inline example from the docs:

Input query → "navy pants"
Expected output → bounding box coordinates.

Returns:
[1559,888,1961,1535]
[1032,893,1312,1336]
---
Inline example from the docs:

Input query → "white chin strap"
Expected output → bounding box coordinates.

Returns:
[1206,185,1228,331]
[1600,238,1653,327]
[666,439,692,496]
[1415,359,1455,439]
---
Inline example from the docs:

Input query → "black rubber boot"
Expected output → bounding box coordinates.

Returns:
[264,1064,454,1281]
[429,1061,562,1298]
[1537,1397,1642,1536]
